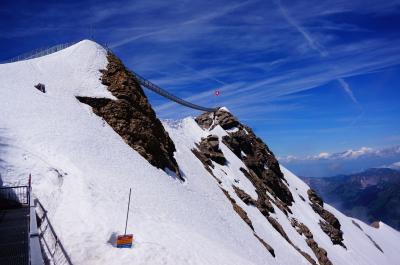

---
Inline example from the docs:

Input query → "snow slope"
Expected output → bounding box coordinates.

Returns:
[0,40,399,265]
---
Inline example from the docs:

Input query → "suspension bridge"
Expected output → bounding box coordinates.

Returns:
[2,40,220,113]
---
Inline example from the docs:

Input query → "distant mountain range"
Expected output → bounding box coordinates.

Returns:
[280,145,400,178]
[302,168,400,230]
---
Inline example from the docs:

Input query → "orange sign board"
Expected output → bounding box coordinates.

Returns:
[116,234,133,248]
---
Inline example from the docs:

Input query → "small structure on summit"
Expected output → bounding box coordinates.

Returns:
[34,83,46,93]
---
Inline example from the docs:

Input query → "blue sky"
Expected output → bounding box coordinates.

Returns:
[1,0,400,159]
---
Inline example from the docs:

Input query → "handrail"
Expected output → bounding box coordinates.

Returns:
[131,70,219,112]
[2,42,79,64]
[0,185,29,205]
[30,191,44,265]
[0,185,30,189]
[1,39,219,112]
[35,198,73,265]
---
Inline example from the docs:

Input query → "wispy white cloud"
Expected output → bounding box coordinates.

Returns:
[276,0,361,106]
[279,145,400,162]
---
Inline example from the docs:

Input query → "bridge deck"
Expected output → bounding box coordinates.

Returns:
[0,206,29,265]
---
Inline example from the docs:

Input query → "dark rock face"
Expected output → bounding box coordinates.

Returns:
[308,189,324,207]
[194,109,332,265]
[306,239,332,265]
[233,185,256,206]
[220,188,279,258]
[291,218,333,265]
[240,167,275,216]
[254,234,275,257]
[196,109,293,210]
[196,110,239,130]
[370,221,380,228]
[267,216,291,243]
[307,189,345,248]
[34,83,46,93]
[267,216,318,265]
[191,135,227,186]
[192,135,226,184]
[222,128,292,207]
[221,188,254,230]
[192,135,226,166]
[76,52,182,180]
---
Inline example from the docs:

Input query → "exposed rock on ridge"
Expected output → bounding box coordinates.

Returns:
[192,135,226,166]
[196,109,293,209]
[77,52,182,180]
[291,218,333,265]
[195,109,322,264]
[190,131,276,258]
[307,189,345,248]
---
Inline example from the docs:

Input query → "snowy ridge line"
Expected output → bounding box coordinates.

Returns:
[2,39,219,112]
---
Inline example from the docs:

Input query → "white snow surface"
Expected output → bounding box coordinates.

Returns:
[1,40,399,265]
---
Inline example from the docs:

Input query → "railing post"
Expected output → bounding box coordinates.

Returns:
[30,193,44,265]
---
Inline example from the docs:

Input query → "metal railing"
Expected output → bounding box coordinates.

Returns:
[1,39,219,112]
[35,199,73,265]
[2,42,78,64]
[131,71,219,112]
[0,185,30,205]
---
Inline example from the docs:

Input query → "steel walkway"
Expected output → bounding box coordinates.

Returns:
[130,71,219,112]
[0,184,46,265]
[0,206,30,265]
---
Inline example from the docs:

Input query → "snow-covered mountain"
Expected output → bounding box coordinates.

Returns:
[0,40,399,265]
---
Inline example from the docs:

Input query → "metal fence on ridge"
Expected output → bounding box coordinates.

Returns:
[1,39,219,112]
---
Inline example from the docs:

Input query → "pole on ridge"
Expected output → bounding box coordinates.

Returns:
[124,188,132,235]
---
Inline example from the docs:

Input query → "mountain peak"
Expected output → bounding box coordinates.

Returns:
[1,42,399,265]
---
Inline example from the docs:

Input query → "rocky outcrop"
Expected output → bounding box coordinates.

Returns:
[217,111,293,207]
[233,185,256,206]
[306,239,332,265]
[240,167,275,216]
[77,52,182,180]
[267,216,291,243]
[195,109,323,263]
[221,188,253,230]
[308,189,324,207]
[220,188,278,258]
[291,218,333,265]
[370,221,380,228]
[254,234,275,257]
[307,189,345,248]
[194,109,342,264]
[196,109,293,213]
[196,110,239,130]
[192,135,226,166]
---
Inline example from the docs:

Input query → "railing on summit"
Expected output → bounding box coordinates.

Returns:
[130,71,220,112]
[2,39,220,112]
[3,42,79,64]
